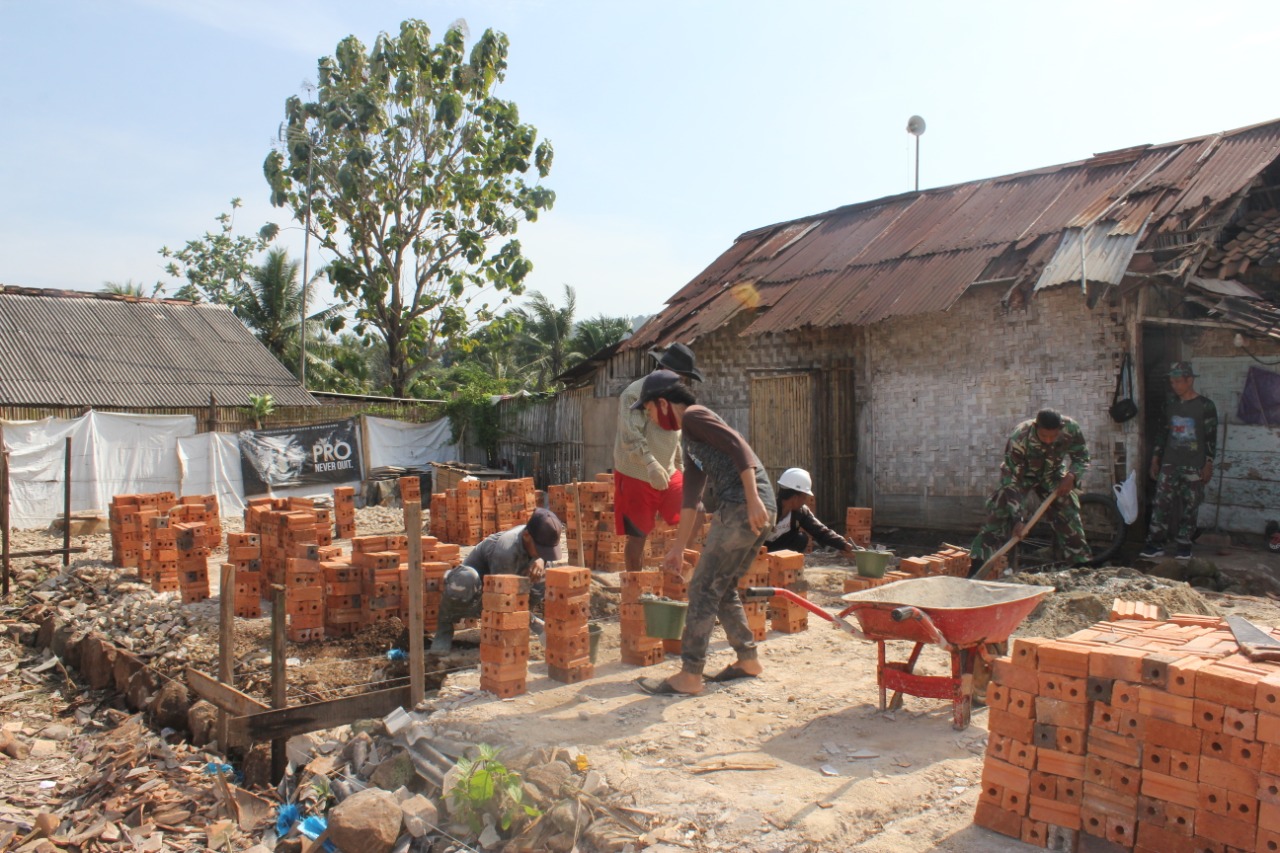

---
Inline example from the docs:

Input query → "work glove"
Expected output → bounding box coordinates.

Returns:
[645,459,670,490]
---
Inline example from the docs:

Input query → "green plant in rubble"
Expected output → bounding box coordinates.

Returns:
[448,744,541,834]
[245,393,276,429]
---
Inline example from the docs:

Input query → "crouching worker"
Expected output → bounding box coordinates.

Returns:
[430,507,564,654]
[766,467,861,557]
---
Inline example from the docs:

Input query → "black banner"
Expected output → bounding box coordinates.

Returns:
[238,419,362,496]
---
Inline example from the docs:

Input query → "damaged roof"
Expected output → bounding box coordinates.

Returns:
[627,118,1280,350]
[0,286,318,408]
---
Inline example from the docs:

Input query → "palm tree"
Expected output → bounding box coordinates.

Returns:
[510,286,587,389]
[239,248,304,364]
[572,314,632,358]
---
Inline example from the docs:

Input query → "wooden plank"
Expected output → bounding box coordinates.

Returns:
[405,498,424,707]
[186,667,269,716]
[217,561,236,749]
[229,683,413,742]
[271,585,287,783]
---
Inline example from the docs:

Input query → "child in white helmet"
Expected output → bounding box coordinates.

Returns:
[766,468,861,557]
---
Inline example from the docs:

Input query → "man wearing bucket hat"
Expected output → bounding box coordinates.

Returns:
[1140,362,1218,561]
[969,409,1092,571]
[629,369,777,696]
[612,342,704,572]
[765,468,862,557]
[430,507,563,654]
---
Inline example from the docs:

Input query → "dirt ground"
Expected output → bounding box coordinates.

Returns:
[5,512,1280,851]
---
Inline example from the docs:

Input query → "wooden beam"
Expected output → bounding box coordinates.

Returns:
[216,561,236,749]
[2,547,88,559]
[228,682,412,742]
[186,667,269,716]
[405,494,425,707]
[271,584,287,783]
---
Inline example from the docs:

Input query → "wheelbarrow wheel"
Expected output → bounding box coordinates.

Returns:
[1015,492,1125,570]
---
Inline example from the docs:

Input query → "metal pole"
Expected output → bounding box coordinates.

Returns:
[914,135,920,192]
[299,145,314,388]
[63,436,72,567]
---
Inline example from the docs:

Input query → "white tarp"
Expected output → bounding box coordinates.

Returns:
[3,412,460,527]
[363,416,459,469]
[2,412,195,527]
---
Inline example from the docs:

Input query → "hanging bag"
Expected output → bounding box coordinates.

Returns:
[1113,469,1139,525]
[1110,353,1138,423]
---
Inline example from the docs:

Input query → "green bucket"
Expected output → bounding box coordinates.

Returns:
[642,600,688,639]
[588,622,603,663]
[854,550,892,578]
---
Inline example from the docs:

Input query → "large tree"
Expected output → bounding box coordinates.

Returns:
[159,199,278,305]
[264,20,555,397]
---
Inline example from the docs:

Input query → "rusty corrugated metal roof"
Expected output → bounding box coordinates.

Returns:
[0,287,317,407]
[627,117,1280,349]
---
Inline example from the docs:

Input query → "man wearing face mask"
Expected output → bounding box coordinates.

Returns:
[613,343,704,571]
[629,369,777,697]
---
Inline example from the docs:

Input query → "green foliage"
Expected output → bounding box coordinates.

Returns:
[245,393,276,429]
[510,285,585,390]
[264,20,555,398]
[447,745,540,835]
[571,314,632,360]
[441,361,518,462]
[159,199,278,305]
[101,279,162,298]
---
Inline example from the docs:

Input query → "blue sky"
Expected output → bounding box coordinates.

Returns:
[3,1,1279,322]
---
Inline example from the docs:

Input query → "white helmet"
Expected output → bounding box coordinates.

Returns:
[777,468,813,495]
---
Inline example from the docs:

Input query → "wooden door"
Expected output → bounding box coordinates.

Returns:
[749,373,817,500]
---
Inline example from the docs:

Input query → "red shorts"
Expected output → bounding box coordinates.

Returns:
[614,469,683,537]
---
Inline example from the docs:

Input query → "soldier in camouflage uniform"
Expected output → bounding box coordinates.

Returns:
[969,409,1092,570]
[1140,362,1217,561]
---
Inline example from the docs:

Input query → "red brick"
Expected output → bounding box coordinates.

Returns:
[991,657,1040,694]
[1200,754,1261,796]
[1011,637,1051,669]
[1037,748,1086,779]
[1197,810,1257,850]
[1036,640,1092,677]
[1260,826,1280,853]
[1260,713,1280,746]
[1223,705,1259,741]
[1037,671,1088,703]
[1019,818,1048,848]
[1028,795,1081,831]
[1028,771,1057,800]
[1138,686,1195,725]
[1088,727,1143,767]
[1090,646,1148,683]
[985,682,1011,712]
[1197,663,1263,708]
[1091,702,1121,733]
[1167,655,1208,697]
[1261,772,1280,804]
[1194,698,1227,732]
[1141,770,1199,809]
[987,709,1035,743]
[1035,696,1089,729]
[1264,800,1280,832]
[1110,680,1140,711]
[1056,726,1086,756]
[1258,674,1280,715]
[1135,822,1200,852]
[1005,687,1036,718]
[1146,716,1205,754]
[973,800,1022,839]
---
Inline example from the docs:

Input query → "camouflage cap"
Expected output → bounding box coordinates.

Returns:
[1169,361,1197,378]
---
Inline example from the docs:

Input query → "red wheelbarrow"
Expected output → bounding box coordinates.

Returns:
[746,576,1053,729]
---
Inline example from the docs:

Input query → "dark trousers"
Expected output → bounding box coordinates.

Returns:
[765,528,809,553]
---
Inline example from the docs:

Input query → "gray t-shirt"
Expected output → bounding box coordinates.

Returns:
[681,406,775,513]
[463,525,535,578]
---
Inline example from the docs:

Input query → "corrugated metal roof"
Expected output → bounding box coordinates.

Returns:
[0,287,317,407]
[627,117,1280,349]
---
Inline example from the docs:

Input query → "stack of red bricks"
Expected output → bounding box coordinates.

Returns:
[244,497,333,587]
[738,549,771,642]
[108,492,221,601]
[1110,599,1167,622]
[226,532,263,618]
[619,571,666,666]
[545,566,594,683]
[109,491,176,568]
[170,496,221,604]
[898,548,973,578]
[333,485,357,539]
[429,477,538,546]
[549,479,616,570]
[977,612,1280,851]
[479,574,530,697]
[767,550,808,633]
[351,535,408,627]
[846,507,872,548]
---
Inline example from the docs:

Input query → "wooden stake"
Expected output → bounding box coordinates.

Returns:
[1,444,10,598]
[216,561,236,751]
[405,497,425,708]
[62,436,71,567]
[271,584,287,783]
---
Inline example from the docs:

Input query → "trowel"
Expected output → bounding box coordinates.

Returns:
[1226,615,1280,662]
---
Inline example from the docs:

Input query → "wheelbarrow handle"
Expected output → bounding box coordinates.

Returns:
[886,605,950,649]
[743,587,871,641]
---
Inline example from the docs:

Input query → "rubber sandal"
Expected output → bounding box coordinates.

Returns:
[708,664,758,683]
[636,677,699,696]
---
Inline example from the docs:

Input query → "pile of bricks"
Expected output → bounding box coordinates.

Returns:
[429,478,538,546]
[619,571,666,666]
[767,550,809,633]
[898,548,973,578]
[226,532,263,618]
[738,549,771,641]
[333,485,357,539]
[108,493,221,602]
[846,507,872,548]
[244,497,333,587]
[544,566,594,683]
[843,570,915,594]
[1110,599,1167,622]
[479,574,531,697]
[976,613,1280,851]
[547,478,710,573]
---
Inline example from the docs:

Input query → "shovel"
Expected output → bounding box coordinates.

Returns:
[971,491,1059,581]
